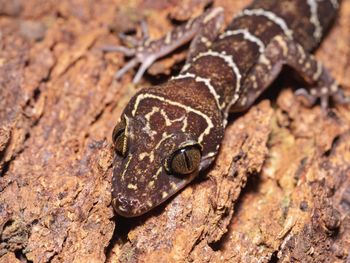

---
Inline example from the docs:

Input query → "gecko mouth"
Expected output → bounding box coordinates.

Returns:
[112,168,201,218]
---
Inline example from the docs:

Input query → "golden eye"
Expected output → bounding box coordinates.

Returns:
[112,117,128,157]
[165,144,202,175]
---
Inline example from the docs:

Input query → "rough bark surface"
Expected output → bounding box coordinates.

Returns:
[0,0,350,262]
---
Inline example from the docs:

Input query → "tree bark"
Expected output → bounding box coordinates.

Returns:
[0,0,350,262]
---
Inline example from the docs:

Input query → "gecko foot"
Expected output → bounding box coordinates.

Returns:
[295,84,350,110]
[101,20,157,83]
[102,7,224,84]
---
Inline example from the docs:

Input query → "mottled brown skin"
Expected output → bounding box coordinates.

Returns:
[112,80,224,216]
[111,0,346,217]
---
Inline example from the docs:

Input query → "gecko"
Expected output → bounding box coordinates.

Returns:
[107,0,348,217]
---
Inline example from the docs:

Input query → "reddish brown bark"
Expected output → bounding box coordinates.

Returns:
[0,0,350,262]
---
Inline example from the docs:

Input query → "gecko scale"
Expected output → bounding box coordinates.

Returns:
[108,0,348,217]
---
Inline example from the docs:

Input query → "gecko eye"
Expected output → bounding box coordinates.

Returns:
[112,117,128,157]
[165,144,202,175]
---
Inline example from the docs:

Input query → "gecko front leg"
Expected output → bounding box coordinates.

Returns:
[232,35,349,112]
[103,7,224,84]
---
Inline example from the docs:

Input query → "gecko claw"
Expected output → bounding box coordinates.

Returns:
[295,85,350,111]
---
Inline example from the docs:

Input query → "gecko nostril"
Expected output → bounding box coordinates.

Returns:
[111,194,145,217]
[112,197,133,216]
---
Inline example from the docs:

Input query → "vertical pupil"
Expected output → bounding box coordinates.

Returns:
[183,150,192,172]
[166,145,202,175]
[114,129,124,142]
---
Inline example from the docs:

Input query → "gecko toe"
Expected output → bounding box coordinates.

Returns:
[295,85,350,110]
[100,45,136,56]
[118,19,150,47]
[320,96,330,111]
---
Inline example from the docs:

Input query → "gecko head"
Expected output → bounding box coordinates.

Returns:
[111,112,206,217]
